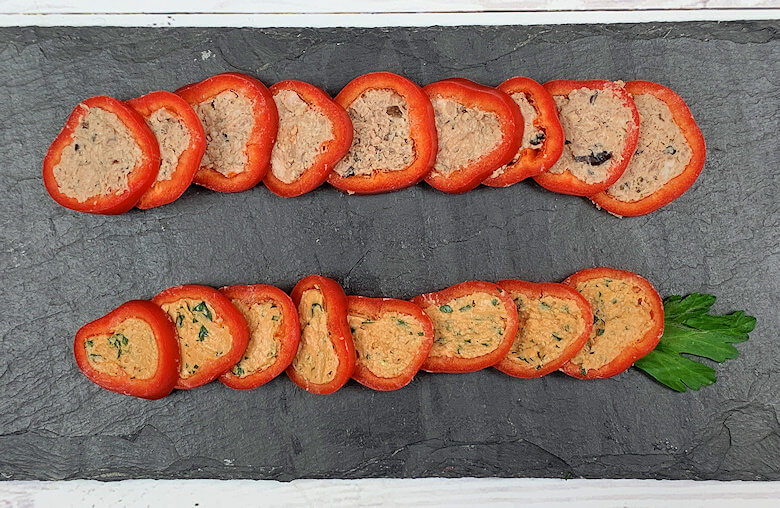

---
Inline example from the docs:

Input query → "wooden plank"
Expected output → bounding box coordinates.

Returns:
[2,0,777,14]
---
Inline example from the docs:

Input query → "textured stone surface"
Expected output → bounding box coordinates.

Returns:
[0,22,777,481]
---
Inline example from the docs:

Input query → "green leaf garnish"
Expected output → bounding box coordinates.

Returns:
[192,301,212,320]
[439,305,453,313]
[634,294,755,393]
[198,325,209,341]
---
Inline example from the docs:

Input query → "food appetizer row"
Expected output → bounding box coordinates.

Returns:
[44,72,705,217]
[75,267,668,399]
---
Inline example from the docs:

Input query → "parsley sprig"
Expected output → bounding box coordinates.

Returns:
[634,294,755,392]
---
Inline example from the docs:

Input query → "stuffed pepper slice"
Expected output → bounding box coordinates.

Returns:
[218,284,300,389]
[422,78,523,193]
[153,284,250,389]
[347,296,434,391]
[263,80,353,197]
[411,281,519,373]
[534,80,639,196]
[560,267,664,379]
[126,90,206,209]
[328,71,437,194]
[484,77,565,186]
[590,81,706,216]
[43,95,161,214]
[176,72,278,193]
[287,275,355,394]
[74,300,179,399]
[495,280,592,378]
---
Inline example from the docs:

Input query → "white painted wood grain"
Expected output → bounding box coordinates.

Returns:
[0,8,778,26]
[1,0,778,14]
[1,478,780,507]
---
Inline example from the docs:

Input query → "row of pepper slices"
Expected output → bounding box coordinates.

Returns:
[44,71,705,217]
[75,267,664,399]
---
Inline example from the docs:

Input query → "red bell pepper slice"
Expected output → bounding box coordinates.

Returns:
[74,300,179,399]
[589,80,706,216]
[327,71,437,194]
[125,90,206,209]
[218,284,300,389]
[43,95,161,215]
[347,295,434,391]
[494,279,593,378]
[152,284,250,389]
[175,72,278,193]
[263,80,353,197]
[560,267,664,379]
[422,78,523,193]
[484,77,565,186]
[287,275,356,394]
[534,80,640,196]
[411,281,519,373]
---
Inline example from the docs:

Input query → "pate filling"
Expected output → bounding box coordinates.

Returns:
[146,107,191,182]
[507,292,585,370]
[491,92,544,178]
[195,90,255,177]
[160,298,234,379]
[292,289,339,384]
[85,317,158,379]
[333,89,414,177]
[424,293,508,358]
[569,277,654,373]
[53,105,142,202]
[606,94,693,202]
[229,300,283,377]
[348,312,426,378]
[548,86,633,184]
[431,96,502,175]
[270,89,335,184]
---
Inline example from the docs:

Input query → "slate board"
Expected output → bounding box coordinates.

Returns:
[0,21,778,482]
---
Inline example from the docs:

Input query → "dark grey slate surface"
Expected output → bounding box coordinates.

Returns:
[0,22,778,481]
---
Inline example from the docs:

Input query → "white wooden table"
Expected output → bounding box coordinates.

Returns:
[1,1,778,506]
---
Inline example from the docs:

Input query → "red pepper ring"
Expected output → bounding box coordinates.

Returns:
[152,284,250,390]
[494,280,593,378]
[175,72,278,193]
[483,77,565,186]
[411,280,519,373]
[218,284,301,389]
[347,295,434,391]
[263,80,353,198]
[43,95,161,215]
[126,91,207,209]
[287,275,356,394]
[73,300,180,400]
[327,71,437,194]
[534,80,639,196]
[589,80,706,217]
[560,267,664,379]
[422,78,523,193]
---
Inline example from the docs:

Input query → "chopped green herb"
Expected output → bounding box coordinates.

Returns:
[539,301,551,310]
[562,305,570,313]
[596,328,605,336]
[198,325,208,341]
[107,334,127,359]
[580,367,587,376]
[311,302,323,316]
[362,319,375,325]
[233,365,245,376]
[459,304,472,312]
[396,319,408,326]
[491,298,499,306]
[634,294,755,392]
[271,315,280,321]
[417,331,424,336]
[552,333,563,341]
[192,301,213,320]
[85,340,93,347]
[439,304,453,313]
[176,313,184,327]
